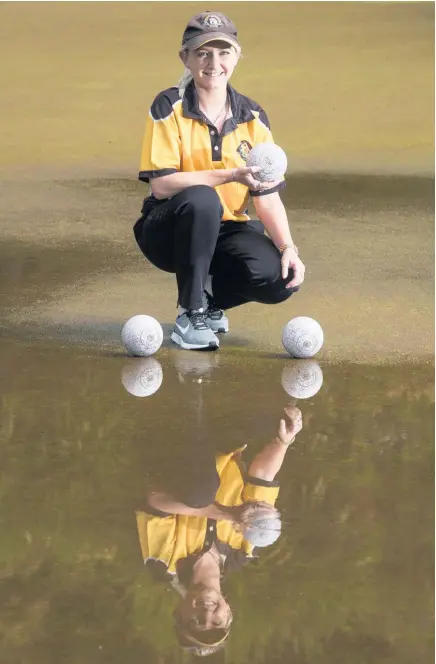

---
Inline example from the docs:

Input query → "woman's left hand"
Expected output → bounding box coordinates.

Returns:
[281,247,306,288]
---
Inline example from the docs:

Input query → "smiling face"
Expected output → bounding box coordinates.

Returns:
[174,584,233,634]
[180,40,239,91]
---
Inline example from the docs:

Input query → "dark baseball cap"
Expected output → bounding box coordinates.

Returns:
[182,11,239,50]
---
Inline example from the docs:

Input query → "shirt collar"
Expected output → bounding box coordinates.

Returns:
[182,80,255,125]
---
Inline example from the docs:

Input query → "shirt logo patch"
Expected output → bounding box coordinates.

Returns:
[202,14,223,28]
[237,140,252,161]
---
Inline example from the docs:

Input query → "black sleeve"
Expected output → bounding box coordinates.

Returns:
[245,475,280,488]
[249,180,286,197]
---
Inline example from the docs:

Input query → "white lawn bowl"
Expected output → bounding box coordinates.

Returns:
[281,360,324,399]
[121,315,163,357]
[121,358,163,397]
[246,142,288,183]
[243,515,282,547]
[282,317,324,358]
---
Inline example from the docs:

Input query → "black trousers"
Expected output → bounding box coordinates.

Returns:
[133,185,299,311]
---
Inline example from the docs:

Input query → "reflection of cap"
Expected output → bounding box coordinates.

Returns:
[182,12,239,50]
[175,626,230,653]
[174,619,231,656]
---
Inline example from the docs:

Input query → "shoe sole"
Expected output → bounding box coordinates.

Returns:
[171,331,219,350]
[206,323,229,334]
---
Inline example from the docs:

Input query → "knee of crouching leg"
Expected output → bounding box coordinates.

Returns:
[181,185,222,219]
[270,282,300,304]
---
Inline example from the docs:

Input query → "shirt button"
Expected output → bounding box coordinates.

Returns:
[209,526,214,531]
[214,146,219,151]
[210,130,215,136]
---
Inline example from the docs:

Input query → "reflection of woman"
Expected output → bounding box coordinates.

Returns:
[133,11,305,351]
[136,406,302,656]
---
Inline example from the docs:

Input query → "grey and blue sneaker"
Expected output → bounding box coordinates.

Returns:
[171,310,219,350]
[203,291,229,334]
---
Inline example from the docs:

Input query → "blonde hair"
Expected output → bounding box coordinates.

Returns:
[177,63,193,99]
[177,44,242,98]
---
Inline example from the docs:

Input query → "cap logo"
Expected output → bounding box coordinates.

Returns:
[202,14,224,28]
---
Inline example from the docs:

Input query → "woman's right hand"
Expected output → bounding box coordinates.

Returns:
[276,405,303,446]
[232,167,283,192]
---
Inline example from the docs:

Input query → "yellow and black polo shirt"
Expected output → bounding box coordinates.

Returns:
[138,80,286,222]
[135,446,280,574]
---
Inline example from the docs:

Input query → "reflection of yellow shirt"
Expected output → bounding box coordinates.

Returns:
[138,80,285,222]
[136,447,280,574]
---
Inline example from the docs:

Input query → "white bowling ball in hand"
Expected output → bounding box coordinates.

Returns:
[281,360,323,399]
[282,317,324,359]
[121,315,163,357]
[121,358,163,397]
[246,142,287,182]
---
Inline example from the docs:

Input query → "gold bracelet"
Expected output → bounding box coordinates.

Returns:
[279,243,298,255]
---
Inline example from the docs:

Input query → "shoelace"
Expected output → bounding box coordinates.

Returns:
[188,310,209,330]
[206,306,224,320]
[204,292,224,319]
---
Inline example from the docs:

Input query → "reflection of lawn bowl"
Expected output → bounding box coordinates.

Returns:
[243,515,282,547]
[281,360,323,399]
[121,358,163,397]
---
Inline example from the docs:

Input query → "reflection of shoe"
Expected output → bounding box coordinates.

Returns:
[174,352,219,384]
[204,291,229,333]
[171,310,219,350]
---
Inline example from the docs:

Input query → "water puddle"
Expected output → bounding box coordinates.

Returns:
[0,337,433,662]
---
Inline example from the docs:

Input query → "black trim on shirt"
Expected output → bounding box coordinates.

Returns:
[246,475,280,488]
[258,108,271,129]
[139,168,178,183]
[180,81,272,164]
[175,541,251,585]
[207,125,223,162]
[182,80,260,126]
[232,89,268,126]
[181,80,202,120]
[250,180,286,197]
[203,519,217,550]
[228,86,257,125]
[150,87,180,120]
[145,558,173,582]
[143,504,173,518]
